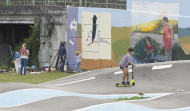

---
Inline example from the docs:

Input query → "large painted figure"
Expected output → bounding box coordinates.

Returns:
[163,17,174,61]
[87,15,110,46]
[82,12,111,60]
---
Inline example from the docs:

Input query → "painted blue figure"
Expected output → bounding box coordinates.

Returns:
[75,51,82,72]
[59,41,67,72]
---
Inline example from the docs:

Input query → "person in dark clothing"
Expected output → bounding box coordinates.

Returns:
[59,41,67,72]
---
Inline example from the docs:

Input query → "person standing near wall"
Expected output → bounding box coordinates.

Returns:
[20,44,29,76]
[75,51,82,72]
[59,41,67,72]
[12,50,20,73]
[163,17,174,61]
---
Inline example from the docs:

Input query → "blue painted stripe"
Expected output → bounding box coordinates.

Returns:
[76,103,190,111]
[0,88,168,108]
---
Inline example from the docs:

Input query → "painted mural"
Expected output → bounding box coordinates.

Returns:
[67,0,190,70]
[67,7,131,70]
[131,0,179,63]
[178,17,190,59]
[82,12,111,60]
[67,7,78,69]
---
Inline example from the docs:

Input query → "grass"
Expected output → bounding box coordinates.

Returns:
[110,96,150,101]
[0,71,78,84]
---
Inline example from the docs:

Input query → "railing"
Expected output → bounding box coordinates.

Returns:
[0,0,126,9]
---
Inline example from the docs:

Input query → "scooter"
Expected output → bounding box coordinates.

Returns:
[116,66,135,87]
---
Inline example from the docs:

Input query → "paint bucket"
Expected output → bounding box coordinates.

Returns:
[64,65,67,71]
[44,64,50,71]
[45,68,49,72]
[31,66,37,72]
[50,68,55,72]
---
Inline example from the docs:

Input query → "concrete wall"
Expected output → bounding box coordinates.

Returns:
[0,6,67,67]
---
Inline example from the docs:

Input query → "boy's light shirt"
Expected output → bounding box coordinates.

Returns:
[120,53,132,68]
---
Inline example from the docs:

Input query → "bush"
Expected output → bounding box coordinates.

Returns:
[14,17,41,67]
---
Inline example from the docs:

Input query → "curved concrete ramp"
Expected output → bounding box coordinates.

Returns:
[43,61,190,95]
[0,60,190,111]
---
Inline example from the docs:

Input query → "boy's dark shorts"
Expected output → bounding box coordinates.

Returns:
[120,66,128,69]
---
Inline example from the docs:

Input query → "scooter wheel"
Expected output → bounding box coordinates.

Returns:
[116,83,119,87]
[132,82,135,86]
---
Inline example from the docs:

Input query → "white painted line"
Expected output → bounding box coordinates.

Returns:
[49,77,95,86]
[74,93,173,111]
[73,102,118,111]
[74,101,190,111]
[41,71,92,84]
[42,67,115,85]
[114,69,132,75]
[114,71,122,75]
[152,64,173,70]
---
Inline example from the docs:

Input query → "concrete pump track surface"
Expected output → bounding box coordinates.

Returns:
[0,60,190,111]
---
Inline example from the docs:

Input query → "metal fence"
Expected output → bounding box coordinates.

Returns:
[0,0,126,9]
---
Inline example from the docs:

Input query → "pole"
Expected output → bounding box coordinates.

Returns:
[79,0,82,7]
[85,0,86,7]
[32,0,35,5]
[106,0,108,8]
[6,0,9,6]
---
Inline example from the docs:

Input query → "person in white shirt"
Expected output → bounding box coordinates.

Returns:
[75,51,82,72]
[12,50,20,73]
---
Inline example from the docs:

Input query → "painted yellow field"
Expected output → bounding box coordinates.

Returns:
[131,19,178,33]
[179,36,190,55]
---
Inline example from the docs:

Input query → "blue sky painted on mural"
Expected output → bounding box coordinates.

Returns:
[77,0,190,28]
[78,7,131,27]
[132,0,190,28]
[179,17,190,28]
[131,0,179,26]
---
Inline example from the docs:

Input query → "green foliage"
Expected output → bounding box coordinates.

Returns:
[14,16,55,67]
[15,17,41,67]
[0,55,14,71]
[134,37,160,59]
[6,55,14,71]
[44,17,54,39]
[110,96,150,101]
[0,65,9,71]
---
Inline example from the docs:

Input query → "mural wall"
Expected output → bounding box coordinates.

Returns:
[67,7,131,70]
[178,0,190,60]
[82,12,111,60]
[67,7,78,69]
[131,0,179,63]
[67,0,190,70]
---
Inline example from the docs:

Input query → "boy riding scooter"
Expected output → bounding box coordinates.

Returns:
[120,47,135,85]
